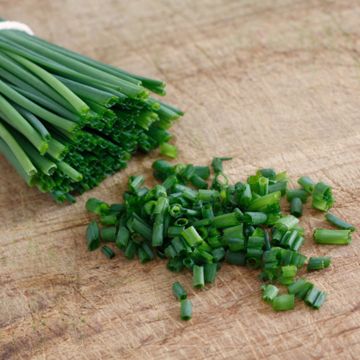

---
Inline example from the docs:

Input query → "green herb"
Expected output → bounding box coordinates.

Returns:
[313,229,352,245]
[101,245,115,259]
[272,294,295,311]
[325,212,355,231]
[307,257,331,271]
[172,282,187,300]
[261,284,279,302]
[312,182,334,211]
[86,221,100,251]
[180,299,192,321]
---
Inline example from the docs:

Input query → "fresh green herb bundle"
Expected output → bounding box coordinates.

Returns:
[0,25,182,202]
[85,158,355,315]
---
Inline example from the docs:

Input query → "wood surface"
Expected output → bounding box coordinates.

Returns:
[0,0,360,359]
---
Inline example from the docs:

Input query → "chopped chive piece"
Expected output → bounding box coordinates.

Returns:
[288,279,314,300]
[272,294,295,311]
[116,222,130,250]
[182,226,203,247]
[325,213,355,232]
[248,191,281,213]
[100,214,118,225]
[183,257,194,269]
[86,198,109,215]
[86,221,100,251]
[101,245,115,259]
[261,284,279,302]
[225,251,246,266]
[257,168,276,179]
[298,176,315,193]
[212,211,241,228]
[159,142,178,158]
[312,182,334,212]
[167,257,184,272]
[304,287,327,309]
[286,189,309,203]
[204,263,217,284]
[244,212,267,225]
[307,257,331,271]
[172,281,187,300]
[192,265,205,288]
[124,241,137,259]
[212,247,225,262]
[268,181,287,195]
[274,215,299,232]
[313,229,351,245]
[180,299,192,321]
[100,226,117,242]
[290,197,303,218]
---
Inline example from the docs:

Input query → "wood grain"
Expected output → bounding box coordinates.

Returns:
[0,0,360,359]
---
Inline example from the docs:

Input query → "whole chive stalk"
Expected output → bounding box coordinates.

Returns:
[325,213,355,232]
[172,281,187,300]
[307,257,331,271]
[180,299,192,321]
[272,294,295,311]
[313,229,352,245]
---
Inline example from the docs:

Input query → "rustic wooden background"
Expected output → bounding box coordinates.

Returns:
[0,0,359,359]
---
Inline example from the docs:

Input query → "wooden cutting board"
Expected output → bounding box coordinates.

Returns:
[0,0,359,359]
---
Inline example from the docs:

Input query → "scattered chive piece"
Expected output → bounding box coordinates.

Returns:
[272,294,295,311]
[325,213,355,232]
[192,265,205,288]
[298,176,315,193]
[307,257,331,271]
[312,182,334,212]
[160,143,178,159]
[286,189,309,203]
[172,281,187,300]
[101,245,115,259]
[313,229,352,245]
[180,299,192,320]
[86,221,100,251]
[204,263,217,283]
[261,284,279,302]
[288,279,314,300]
[304,287,327,309]
[290,197,303,218]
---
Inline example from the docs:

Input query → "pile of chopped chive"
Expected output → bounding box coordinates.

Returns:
[85,157,355,318]
[0,23,182,202]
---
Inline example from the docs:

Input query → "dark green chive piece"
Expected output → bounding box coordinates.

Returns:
[225,251,246,266]
[288,278,314,300]
[325,213,355,232]
[172,281,187,300]
[180,299,192,321]
[313,229,352,245]
[307,257,331,271]
[286,189,309,203]
[100,226,117,242]
[272,294,295,311]
[124,241,137,259]
[86,221,100,251]
[101,245,115,259]
[290,197,303,218]
[204,263,217,284]
[192,265,205,288]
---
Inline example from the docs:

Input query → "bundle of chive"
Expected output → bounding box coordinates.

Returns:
[0,21,182,202]
[85,158,355,317]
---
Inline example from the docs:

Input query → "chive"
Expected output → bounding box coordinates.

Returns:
[193,165,210,179]
[198,189,219,202]
[244,212,267,225]
[274,215,299,232]
[86,198,110,215]
[288,279,314,300]
[268,180,287,195]
[138,243,154,263]
[182,226,203,247]
[261,284,279,302]
[248,191,281,213]
[152,197,169,247]
[167,257,184,272]
[325,213,355,232]
[100,226,117,242]
[204,263,217,284]
[211,247,226,262]
[211,156,232,174]
[258,176,269,195]
[175,218,189,227]
[129,175,144,193]
[312,182,334,212]
[257,168,276,179]
[272,294,295,311]
[124,241,137,259]
[162,175,178,190]
[172,282,187,300]
[132,216,152,241]
[183,257,194,269]
[307,256,331,271]
[313,229,351,245]
[286,189,309,203]
[86,221,100,251]
[168,226,185,238]
[100,214,117,226]
[159,142,177,159]
[225,251,246,266]
[298,176,315,193]
[227,237,246,252]
[264,230,271,251]
[212,212,241,228]
[101,245,115,259]
[180,299,192,321]
[116,221,130,250]
[304,287,327,309]
[192,265,205,288]
[290,197,303,218]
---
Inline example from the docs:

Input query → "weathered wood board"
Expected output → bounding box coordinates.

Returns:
[0,0,360,359]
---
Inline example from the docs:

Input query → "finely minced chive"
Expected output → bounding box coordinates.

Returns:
[192,265,205,288]
[272,294,295,311]
[101,245,115,259]
[180,299,192,321]
[261,284,279,302]
[298,176,315,193]
[86,221,100,251]
[307,257,331,271]
[290,197,303,218]
[325,213,355,232]
[172,281,187,300]
[159,143,178,158]
[313,229,352,245]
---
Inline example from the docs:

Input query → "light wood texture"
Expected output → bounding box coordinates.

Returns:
[1,0,360,359]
